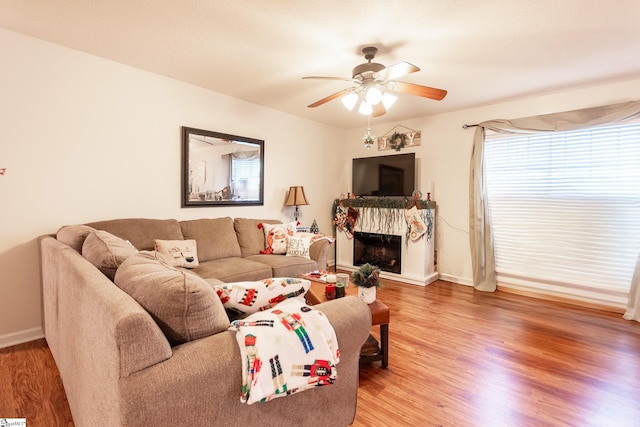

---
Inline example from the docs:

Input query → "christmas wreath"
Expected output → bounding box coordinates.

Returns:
[389,132,407,151]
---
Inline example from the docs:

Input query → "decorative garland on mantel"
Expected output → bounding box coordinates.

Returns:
[331,198,435,243]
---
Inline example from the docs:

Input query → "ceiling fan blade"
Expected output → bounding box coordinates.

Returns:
[389,81,447,101]
[372,103,386,117]
[376,62,420,80]
[303,76,353,81]
[307,89,352,108]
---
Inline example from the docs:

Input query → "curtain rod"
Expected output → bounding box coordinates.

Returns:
[462,124,479,129]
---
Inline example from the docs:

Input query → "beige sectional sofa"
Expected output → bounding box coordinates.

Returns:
[40,217,371,427]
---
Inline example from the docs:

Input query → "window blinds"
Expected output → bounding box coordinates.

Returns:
[484,123,640,295]
[231,157,261,200]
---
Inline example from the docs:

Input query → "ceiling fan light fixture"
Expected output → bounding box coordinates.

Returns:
[365,86,382,105]
[304,46,447,117]
[358,100,373,115]
[341,92,358,111]
[381,92,398,110]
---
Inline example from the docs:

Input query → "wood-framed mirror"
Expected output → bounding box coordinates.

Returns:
[181,127,264,207]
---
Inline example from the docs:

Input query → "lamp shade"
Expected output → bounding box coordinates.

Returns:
[285,186,309,206]
[341,92,358,111]
[365,86,382,105]
[381,92,398,110]
[358,100,373,115]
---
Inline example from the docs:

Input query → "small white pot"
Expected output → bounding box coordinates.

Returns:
[358,286,376,304]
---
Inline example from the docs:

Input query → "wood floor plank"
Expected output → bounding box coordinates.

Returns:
[0,279,638,426]
[0,339,73,426]
[353,279,640,427]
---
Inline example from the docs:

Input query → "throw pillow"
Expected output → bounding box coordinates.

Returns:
[82,230,138,280]
[259,222,297,254]
[114,251,229,345]
[154,239,199,268]
[56,224,97,252]
[286,235,313,259]
[212,277,310,318]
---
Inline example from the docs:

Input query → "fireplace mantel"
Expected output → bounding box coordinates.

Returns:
[335,204,437,286]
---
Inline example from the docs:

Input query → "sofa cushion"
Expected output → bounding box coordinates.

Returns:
[180,217,241,262]
[82,230,138,280]
[234,218,281,257]
[85,218,184,251]
[114,251,229,345]
[190,257,272,283]
[245,254,318,278]
[154,239,199,268]
[260,221,297,255]
[56,224,97,252]
[213,278,310,318]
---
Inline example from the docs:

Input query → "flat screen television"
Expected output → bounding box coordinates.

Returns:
[352,153,416,197]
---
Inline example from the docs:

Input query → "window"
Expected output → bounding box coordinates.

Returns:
[484,123,640,301]
[231,156,261,201]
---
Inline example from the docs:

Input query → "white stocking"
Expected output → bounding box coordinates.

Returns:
[405,206,427,240]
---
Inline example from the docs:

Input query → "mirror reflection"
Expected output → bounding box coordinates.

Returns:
[182,127,264,206]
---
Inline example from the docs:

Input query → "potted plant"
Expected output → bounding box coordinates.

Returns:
[351,263,381,304]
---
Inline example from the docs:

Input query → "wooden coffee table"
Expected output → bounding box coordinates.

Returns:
[304,278,389,368]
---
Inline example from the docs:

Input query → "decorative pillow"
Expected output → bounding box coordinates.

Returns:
[114,251,229,345]
[212,277,310,318]
[154,239,199,268]
[56,224,97,252]
[82,230,138,280]
[259,222,297,254]
[286,234,313,259]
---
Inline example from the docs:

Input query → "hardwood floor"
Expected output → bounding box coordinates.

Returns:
[1,279,638,426]
[354,280,640,427]
[0,338,73,426]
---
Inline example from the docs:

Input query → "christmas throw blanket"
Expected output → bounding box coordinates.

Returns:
[229,298,340,404]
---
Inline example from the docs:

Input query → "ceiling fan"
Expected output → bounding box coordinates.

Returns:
[303,46,447,117]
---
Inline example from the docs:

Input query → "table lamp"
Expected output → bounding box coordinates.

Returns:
[284,186,309,221]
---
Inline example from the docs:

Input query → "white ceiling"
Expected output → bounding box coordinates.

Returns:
[2,0,640,129]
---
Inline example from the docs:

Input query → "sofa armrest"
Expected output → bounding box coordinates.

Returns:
[309,239,332,271]
[314,296,371,362]
[40,236,173,425]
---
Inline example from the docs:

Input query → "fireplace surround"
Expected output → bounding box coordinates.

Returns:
[336,205,437,286]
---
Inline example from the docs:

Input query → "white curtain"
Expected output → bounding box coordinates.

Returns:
[624,253,640,321]
[469,100,640,321]
[469,126,496,291]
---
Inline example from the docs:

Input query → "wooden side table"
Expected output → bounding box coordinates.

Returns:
[304,279,390,368]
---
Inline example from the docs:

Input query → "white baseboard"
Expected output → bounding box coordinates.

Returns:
[437,274,627,311]
[496,277,628,312]
[0,327,44,349]
[438,273,474,287]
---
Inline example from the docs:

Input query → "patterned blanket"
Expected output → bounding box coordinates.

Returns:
[229,298,340,404]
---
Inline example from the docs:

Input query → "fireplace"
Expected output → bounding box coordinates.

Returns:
[336,205,437,286]
[353,232,402,274]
